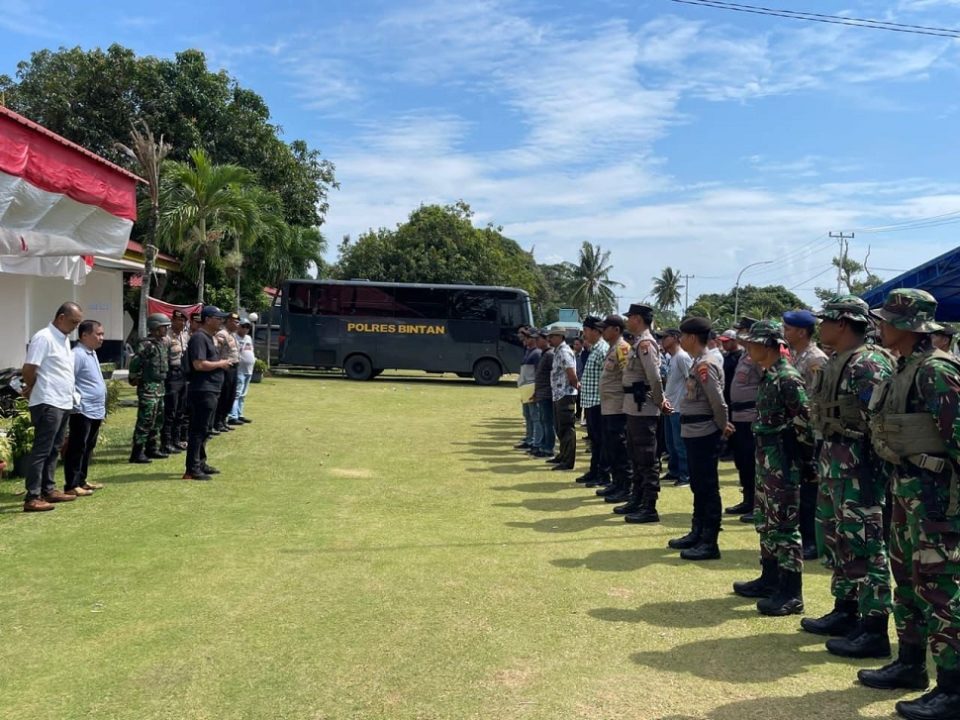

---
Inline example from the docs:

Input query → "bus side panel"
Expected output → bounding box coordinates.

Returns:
[447,320,498,373]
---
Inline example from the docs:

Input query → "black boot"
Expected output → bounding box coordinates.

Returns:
[895,668,960,720]
[858,643,929,691]
[680,523,721,560]
[826,615,892,659]
[603,486,632,503]
[733,558,778,598]
[800,598,859,636]
[575,471,594,484]
[145,442,169,459]
[129,444,151,464]
[164,443,184,455]
[725,499,751,515]
[596,480,624,498]
[613,499,643,515]
[757,569,804,616]
[668,518,701,550]
[625,495,659,524]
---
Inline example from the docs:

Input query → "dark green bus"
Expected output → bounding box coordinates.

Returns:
[278,280,534,384]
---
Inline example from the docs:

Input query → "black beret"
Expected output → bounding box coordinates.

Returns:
[600,314,625,331]
[680,317,712,334]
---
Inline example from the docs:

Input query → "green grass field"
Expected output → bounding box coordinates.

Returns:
[0,373,905,719]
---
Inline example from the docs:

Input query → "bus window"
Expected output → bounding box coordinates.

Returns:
[450,290,497,322]
[396,287,447,319]
[288,283,315,314]
[353,285,397,317]
[498,299,525,328]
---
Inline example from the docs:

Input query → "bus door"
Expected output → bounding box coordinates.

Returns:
[496,297,527,372]
[447,290,498,372]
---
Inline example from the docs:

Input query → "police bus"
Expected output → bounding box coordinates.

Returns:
[278,279,535,384]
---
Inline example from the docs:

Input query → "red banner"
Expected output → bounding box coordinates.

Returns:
[147,297,203,319]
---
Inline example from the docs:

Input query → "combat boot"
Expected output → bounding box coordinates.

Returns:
[145,443,169,459]
[625,495,659,524]
[596,480,624,498]
[826,615,892,659]
[858,643,929,691]
[129,445,151,464]
[895,668,960,720]
[733,558,778,598]
[603,486,632,503]
[613,498,643,515]
[800,598,859,636]
[668,518,701,550]
[757,569,804,616]
[680,523,721,561]
[164,443,183,455]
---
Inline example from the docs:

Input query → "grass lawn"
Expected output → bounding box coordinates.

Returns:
[0,373,904,719]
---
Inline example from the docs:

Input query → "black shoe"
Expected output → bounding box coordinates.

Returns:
[575,472,594,484]
[858,644,929,691]
[201,464,221,475]
[739,512,755,524]
[533,450,553,458]
[218,423,233,432]
[550,464,573,471]
[803,544,819,560]
[613,500,643,515]
[595,483,622,497]
[660,472,678,481]
[673,477,690,487]
[239,417,252,424]
[129,445,151,464]
[680,541,721,561]
[895,669,960,720]
[227,418,242,426]
[603,490,632,503]
[514,441,532,449]
[725,500,751,515]
[757,570,804,616]
[800,599,859,636]
[585,477,610,488]
[164,444,184,455]
[668,522,701,550]
[624,508,660,524]
[145,446,169,459]
[545,456,562,464]
[733,558,779,598]
[209,428,221,437]
[826,616,892,659]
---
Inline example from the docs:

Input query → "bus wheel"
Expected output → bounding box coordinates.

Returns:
[472,359,502,386]
[344,355,374,381]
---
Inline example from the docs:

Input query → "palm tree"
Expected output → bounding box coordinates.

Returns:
[651,267,684,311]
[224,186,287,309]
[569,241,623,316]
[115,121,171,337]
[156,148,256,302]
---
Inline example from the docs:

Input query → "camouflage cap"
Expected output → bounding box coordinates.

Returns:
[814,294,871,324]
[740,319,787,345]
[870,288,943,333]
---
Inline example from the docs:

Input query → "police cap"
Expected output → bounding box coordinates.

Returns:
[600,314,625,331]
[624,303,654,321]
[679,317,712,334]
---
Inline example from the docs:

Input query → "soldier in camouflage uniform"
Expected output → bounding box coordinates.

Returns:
[733,320,815,616]
[799,295,894,660]
[129,313,171,464]
[858,289,960,720]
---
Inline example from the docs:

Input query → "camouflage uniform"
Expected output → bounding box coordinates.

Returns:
[791,339,828,557]
[132,336,168,448]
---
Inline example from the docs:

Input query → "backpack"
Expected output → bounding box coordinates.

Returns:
[127,353,142,387]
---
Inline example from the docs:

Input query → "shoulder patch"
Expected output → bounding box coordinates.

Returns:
[697,363,709,382]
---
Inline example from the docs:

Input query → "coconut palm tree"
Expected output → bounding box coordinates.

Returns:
[569,241,622,316]
[651,267,684,311]
[224,186,287,309]
[115,121,171,337]
[156,148,256,302]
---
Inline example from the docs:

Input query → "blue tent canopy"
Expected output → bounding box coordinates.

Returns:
[860,246,960,321]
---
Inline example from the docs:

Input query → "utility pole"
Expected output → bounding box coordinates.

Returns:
[681,274,695,314]
[830,231,855,294]
[734,260,774,321]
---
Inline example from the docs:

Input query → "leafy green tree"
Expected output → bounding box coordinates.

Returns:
[687,285,806,330]
[651,267,684,311]
[569,242,622,316]
[536,261,578,325]
[814,254,884,304]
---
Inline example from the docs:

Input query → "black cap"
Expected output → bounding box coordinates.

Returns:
[172,309,187,320]
[582,315,604,331]
[625,303,654,318]
[600,314,625,331]
[734,316,758,331]
[680,317,712,334]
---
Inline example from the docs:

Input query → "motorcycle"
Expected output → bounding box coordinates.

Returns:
[0,367,24,417]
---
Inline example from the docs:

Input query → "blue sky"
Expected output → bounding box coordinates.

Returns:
[3,0,960,307]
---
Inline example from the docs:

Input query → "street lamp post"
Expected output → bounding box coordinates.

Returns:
[734,260,774,321]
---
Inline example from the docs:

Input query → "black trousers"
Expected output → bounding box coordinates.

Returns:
[601,413,631,488]
[684,431,722,531]
[553,396,577,467]
[162,371,186,447]
[584,404,608,480]
[800,480,818,550]
[216,367,238,426]
[732,420,756,506]
[186,391,218,474]
[63,414,102,490]
[626,415,659,502]
[25,404,70,499]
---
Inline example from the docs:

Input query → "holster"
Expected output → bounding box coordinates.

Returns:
[624,382,649,411]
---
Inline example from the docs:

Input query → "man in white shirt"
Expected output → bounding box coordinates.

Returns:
[228,319,257,425]
[20,302,84,512]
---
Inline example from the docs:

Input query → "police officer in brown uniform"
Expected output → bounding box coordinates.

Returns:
[621,303,667,524]
[596,315,633,497]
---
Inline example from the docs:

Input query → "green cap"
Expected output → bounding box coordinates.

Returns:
[815,294,871,324]
[741,319,787,345]
[870,289,943,333]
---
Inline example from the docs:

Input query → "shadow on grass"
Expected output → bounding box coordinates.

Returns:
[506,513,631,533]
[631,632,871,684]
[490,481,575,493]
[588,595,756,628]
[466,463,546,475]
[492,494,605,512]
[656,688,896,720]
[551,546,762,570]
[275,371,517,388]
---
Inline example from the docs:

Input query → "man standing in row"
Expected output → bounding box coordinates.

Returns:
[661,329,691,487]
[129,313,170,464]
[621,304,665,524]
[597,316,632,499]
[228,318,256,425]
[514,329,540,450]
[184,306,231,481]
[547,328,579,471]
[726,319,763,521]
[859,289,960,719]
[161,309,189,454]
[21,302,84,511]
[577,317,609,485]
[531,330,555,458]
[801,295,894,660]
[214,312,241,434]
[64,320,107,497]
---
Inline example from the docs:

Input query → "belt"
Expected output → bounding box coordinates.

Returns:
[729,401,756,412]
[681,414,713,424]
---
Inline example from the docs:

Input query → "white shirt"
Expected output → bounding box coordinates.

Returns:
[25,323,76,410]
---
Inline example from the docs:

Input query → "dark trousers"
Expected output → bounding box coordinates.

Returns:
[684,431,723,531]
[537,399,555,453]
[25,404,70,499]
[732,420,757,506]
[186,391,218,474]
[553,396,577,467]
[585,404,608,479]
[216,367,238,426]
[178,387,192,443]
[162,372,186,447]
[63,414,102,490]
[626,415,659,502]
[601,413,631,488]
[800,481,818,550]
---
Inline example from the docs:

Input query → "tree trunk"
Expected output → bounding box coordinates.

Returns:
[197,217,207,304]
[235,236,242,311]
[138,199,160,338]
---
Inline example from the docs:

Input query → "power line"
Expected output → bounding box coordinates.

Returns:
[788,264,835,291]
[670,0,960,38]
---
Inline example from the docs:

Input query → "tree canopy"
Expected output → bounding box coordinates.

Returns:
[686,285,807,331]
